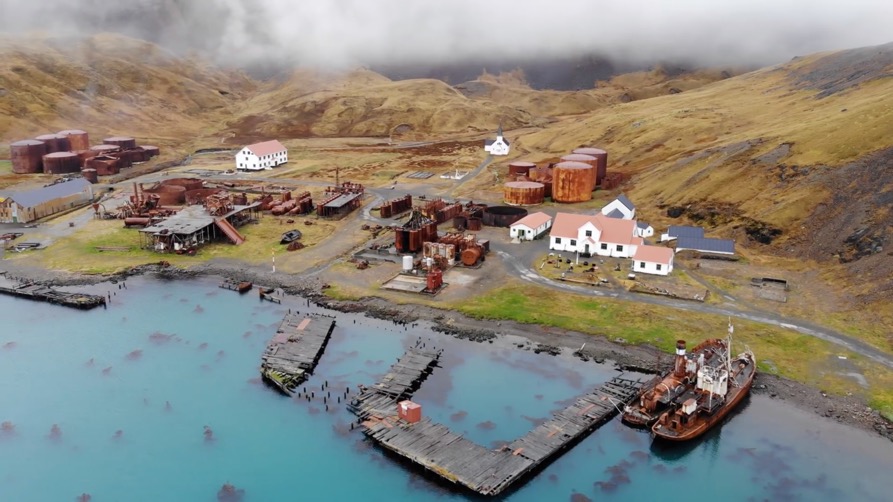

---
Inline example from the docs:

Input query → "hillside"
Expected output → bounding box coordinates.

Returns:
[513,43,893,303]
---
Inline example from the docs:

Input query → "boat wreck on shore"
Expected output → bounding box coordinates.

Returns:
[260,312,336,395]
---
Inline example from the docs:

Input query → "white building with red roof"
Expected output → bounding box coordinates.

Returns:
[509,212,552,241]
[236,140,288,171]
[632,245,675,276]
[548,212,642,258]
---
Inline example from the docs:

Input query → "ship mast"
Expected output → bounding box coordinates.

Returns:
[727,318,734,371]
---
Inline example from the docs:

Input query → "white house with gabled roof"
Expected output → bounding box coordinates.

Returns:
[549,212,642,258]
[632,245,674,276]
[236,140,288,171]
[509,212,552,241]
[601,194,636,220]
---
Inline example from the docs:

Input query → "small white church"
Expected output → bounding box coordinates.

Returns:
[484,125,510,156]
[235,140,288,171]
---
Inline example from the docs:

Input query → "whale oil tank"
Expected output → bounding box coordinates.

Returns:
[552,161,594,203]
[508,161,536,177]
[504,181,545,206]
[572,147,607,186]
[81,168,98,184]
[103,136,137,149]
[10,140,47,173]
[561,153,598,190]
[42,152,81,174]
[34,134,71,154]
[58,130,90,150]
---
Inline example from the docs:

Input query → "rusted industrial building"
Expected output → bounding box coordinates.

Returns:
[0,178,94,223]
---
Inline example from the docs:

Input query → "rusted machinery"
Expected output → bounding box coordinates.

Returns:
[426,268,444,293]
[204,193,234,216]
[426,232,488,267]
[87,156,120,175]
[185,188,228,205]
[378,194,413,218]
[552,161,594,203]
[271,191,313,216]
[395,209,438,253]
[10,140,47,173]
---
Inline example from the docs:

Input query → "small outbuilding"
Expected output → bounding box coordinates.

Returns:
[509,211,553,241]
[635,221,654,238]
[484,124,510,156]
[675,237,736,256]
[632,245,675,276]
[0,178,94,223]
[660,225,704,242]
[600,194,636,220]
[236,140,288,171]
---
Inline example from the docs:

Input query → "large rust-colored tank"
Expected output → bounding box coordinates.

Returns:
[109,150,133,169]
[482,206,528,227]
[461,246,482,267]
[43,151,81,174]
[573,147,608,186]
[142,145,160,158]
[35,134,71,154]
[561,153,598,190]
[507,161,536,177]
[58,130,90,151]
[504,181,545,206]
[88,156,120,175]
[90,144,121,155]
[127,147,149,163]
[103,136,137,149]
[10,139,47,173]
[552,161,594,203]
[466,217,482,231]
[161,178,204,191]
[143,184,186,205]
[81,168,98,184]
[75,149,99,168]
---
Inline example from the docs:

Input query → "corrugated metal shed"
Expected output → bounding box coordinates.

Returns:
[4,179,92,209]
[667,225,705,239]
[675,237,735,255]
[324,192,362,209]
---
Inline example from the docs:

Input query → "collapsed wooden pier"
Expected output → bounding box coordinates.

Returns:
[349,342,442,418]
[0,283,106,310]
[350,351,646,496]
[260,313,336,395]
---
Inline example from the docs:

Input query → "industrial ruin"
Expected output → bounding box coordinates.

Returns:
[9,130,160,180]
[501,146,625,205]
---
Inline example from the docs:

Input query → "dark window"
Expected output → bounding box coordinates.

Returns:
[656,264,662,271]
[601,243,607,250]
[616,245,623,252]
[555,238,562,244]
[570,239,577,246]
[585,230,592,237]
[639,262,645,268]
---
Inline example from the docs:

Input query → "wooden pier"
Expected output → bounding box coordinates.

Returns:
[260,313,336,395]
[352,366,646,496]
[219,279,252,294]
[349,343,442,418]
[0,283,106,310]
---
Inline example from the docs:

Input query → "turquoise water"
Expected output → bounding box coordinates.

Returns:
[0,275,890,501]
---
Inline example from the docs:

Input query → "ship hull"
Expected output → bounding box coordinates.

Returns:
[651,359,754,442]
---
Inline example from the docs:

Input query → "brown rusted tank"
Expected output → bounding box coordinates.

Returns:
[542,180,553,198]
[75,149,99,167]
[88,156,120,175]
[124,217,151,227]
[58,129,90,151]
[10,139,47,173]
[109,150,133,169]
[561,153,598,190]
[466,217,482,231]
[127,147,149,163]
[103,136,137,149]
[143,184,186,205]
[552,161,594,203]
[507,161,536,177]
[504,181,545,206]
[91,144,120,155]
[43,152,81,174]
[34,134,71,154]
[161,178,204,191]
[453,215,467,230]
[142,145,160,158]
[482,206,528,227]
[461,246,482,267]
[80,168,98,184]
[573,147,608,186]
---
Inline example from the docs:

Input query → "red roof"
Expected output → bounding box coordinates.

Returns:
[633,245,674,264]
[550,212,599,238]
[511,211,552,229]
[551,212,636,245]
[245,140,286,156]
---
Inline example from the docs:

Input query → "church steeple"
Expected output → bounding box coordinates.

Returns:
[496,123,503,138]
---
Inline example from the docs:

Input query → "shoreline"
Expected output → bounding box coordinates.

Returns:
[2,258,891,442]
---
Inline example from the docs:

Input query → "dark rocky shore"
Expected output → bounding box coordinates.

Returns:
[1,259,891,442]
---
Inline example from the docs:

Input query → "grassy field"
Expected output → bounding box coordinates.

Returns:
[0,160,11,174]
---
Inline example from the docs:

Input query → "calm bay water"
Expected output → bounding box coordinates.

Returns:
[0,275,890,501]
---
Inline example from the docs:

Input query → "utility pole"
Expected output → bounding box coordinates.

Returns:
[272,250,276,274]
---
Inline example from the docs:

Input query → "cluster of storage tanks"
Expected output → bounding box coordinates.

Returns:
[502,147,609,205]
[9,130,160,180]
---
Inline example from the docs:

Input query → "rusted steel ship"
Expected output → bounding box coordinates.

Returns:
[622,338,727,427]
[651,323,756,442]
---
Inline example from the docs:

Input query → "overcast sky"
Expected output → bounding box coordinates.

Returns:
[0,0,890,68]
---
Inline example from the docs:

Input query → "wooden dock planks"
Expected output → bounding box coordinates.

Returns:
[259,313,336,395]
[0,283,106,310]
[351,359,647,497]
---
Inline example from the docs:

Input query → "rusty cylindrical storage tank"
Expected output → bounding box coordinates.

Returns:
[76,149,99,168]
[10,140,47,174]
[561,153,598,190]
[88,156,120,176]
[466,217,482,231]
[573,147,608,186]
[81,168,98,184]
[507,161,536,177]
[34,134,71,154]
[58,130,90,151]
[503,181,545,206]
[144,184,186,205]
[110,150,133,169]
[482,206,528,227]
[103,136,137,149]
[128,147,149,163]
[142,145,160,158]
[91,144,121,155]
[461,247,482,266]
[161,178,204,191]
[552,161,594,203]
[43,152,81,174]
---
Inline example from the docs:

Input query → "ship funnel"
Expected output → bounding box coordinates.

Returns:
[674,340,687,377]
